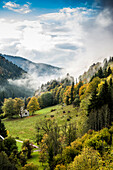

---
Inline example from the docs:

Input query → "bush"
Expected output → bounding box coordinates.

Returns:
[3,136,17,156]
[0,151,16,170]
[85,128,111,153]
[62,146,78,164]
[68,147,102,170]
[54,154,65,166]
[22,139,33,158]
[71,140,82,152]
[55,164,66,170]
[73,95,80,107]
[22,163,38,170]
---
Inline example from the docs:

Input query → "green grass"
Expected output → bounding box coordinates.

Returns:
[3,104,87,169]
[3,104,83,142]
[16,141,23,152]
[27,152,48,169]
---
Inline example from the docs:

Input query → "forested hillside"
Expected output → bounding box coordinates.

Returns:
[0,55,26,82]
[1,56,113,169]
[0,55,32,113]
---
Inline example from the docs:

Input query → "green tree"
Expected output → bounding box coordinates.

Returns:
[2,98,16,118]
[22,139,33,159]
[62,123,76,146]
[66,96,69,105]
[73,95,80,107]
[107,67,112,76]
[97,67,104,78]
[0,151,16,170]
[70,82,74,104]
[38,92,53,108]
[88,80,112,131]
[0,118,7,138]
[27,97,40,115]
[68,147,102,170]
[3,136,17,157]
[14,98,24,116]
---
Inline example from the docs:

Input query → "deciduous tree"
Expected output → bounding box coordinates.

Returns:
[27,97,40,115]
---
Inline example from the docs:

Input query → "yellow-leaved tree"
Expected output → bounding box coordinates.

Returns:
[27,97,40,115]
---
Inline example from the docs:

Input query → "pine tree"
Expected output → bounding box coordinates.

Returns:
[107,67,112,76]
[88,88,98,113]
[109,78,112,87]
[0,118,7,138]
[66,96,69,105]
[98,80,109,105]
[70,82,74,104]
[97,67,104,78]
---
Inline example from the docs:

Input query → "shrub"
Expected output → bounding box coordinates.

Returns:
[68,147,102,170]
[55,164,66,170]
[71,140,82,152]
[22,163,38,170]
[54,154,65,166]
[62,146,78,164]
[0,151,16,170]
[85,128,111,153]
[22,139,33,158]
[3,136,17,156]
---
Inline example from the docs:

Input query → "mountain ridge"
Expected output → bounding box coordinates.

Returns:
[1,53,62,76]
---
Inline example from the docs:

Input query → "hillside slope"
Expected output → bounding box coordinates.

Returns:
[2,54,62,76]
[0,55,32,99]
[79,57,113,83]
[0,55,26,83]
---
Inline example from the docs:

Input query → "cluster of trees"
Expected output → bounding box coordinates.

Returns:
[88,79,113,131]
[1,98,24,118]
[90,66,112,82]
[36,118,113,169]
[0,136,35,169]
[36,119,77,169]
[37,80,83,109]
[0,119,25,169]
[0,119,36,169]
[1,96,40,118]
[40,73,74,93]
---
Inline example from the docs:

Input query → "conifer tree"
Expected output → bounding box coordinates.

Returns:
[66,96,69,105]
[0,118,7,138]
[70,82,74,104]
[97,67,104,78]
[107,67,112,76]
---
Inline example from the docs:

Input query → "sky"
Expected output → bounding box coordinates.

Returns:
[0,0,113,78]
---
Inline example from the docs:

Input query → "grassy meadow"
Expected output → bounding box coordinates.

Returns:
[3,104,83,143]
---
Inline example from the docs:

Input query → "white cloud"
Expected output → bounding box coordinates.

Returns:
[96,9,113,27]
[0,7,113,78]
[3,1,31,14]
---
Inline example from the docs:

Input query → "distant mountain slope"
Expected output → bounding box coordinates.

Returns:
[0,55,26,82]
[1,54,62,76]
[0,55,32,98]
